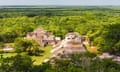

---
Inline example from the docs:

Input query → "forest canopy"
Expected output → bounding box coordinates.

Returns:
[0,6,120,54]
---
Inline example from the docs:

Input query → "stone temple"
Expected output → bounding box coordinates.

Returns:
[51,32,87,58]
[26,28,61,47]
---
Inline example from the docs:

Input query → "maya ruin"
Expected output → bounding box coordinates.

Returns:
[26,28,89,58]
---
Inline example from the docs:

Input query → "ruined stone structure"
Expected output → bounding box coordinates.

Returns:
[51,32,87,58]
[99,52,120,64]
[26,28,60,47]
[26,28,87,61]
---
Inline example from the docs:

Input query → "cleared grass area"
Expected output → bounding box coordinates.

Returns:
[32,46,52,65]
[0,53,17,58]
[4,43,14,47]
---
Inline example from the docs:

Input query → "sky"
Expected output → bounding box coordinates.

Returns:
[0,0,120,6]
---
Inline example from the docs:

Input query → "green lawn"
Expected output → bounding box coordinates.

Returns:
[0,53,17,58]
[31,46,52,65]
[4,43,14,47]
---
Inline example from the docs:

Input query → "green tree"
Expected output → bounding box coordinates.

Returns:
[14,38,42,56]
[0,54,33,72]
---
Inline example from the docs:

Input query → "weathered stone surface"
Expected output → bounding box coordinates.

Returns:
[26,28,60,47]
[51,32,87,57]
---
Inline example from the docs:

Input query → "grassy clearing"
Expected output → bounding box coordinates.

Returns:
[31,46,52,65]
[0,53,17,58]
[4,43,14,47]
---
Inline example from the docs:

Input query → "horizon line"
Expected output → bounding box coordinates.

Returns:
[0,5,120,6]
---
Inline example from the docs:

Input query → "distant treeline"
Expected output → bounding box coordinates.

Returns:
[0,6,120,18]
